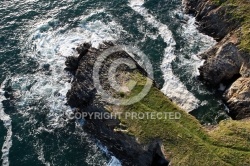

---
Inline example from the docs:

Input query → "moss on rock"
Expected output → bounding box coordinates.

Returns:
[212,0,250,51]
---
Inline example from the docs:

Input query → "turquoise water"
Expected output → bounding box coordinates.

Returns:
[0,0,228,165]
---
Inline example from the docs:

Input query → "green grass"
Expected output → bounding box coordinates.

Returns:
[212,0,250,51]
[110,72,250,166]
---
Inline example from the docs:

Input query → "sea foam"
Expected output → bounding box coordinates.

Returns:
[0,80,13,166]
[128,0,200,112]
[15,9,125,165]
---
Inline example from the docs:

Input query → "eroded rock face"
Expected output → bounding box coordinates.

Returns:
[224,77,250,120]
[240,53,250,77]
[199,33,242,86]
[185,0,240,40]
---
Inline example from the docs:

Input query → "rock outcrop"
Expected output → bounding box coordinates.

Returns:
[65,42,169,166]
[185,0,250,119]
[224,77,250,120]
[198,32,242,86]
[185,0,240,40]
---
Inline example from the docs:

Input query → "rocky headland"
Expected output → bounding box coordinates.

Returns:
[185,0,250,120]
[65,42,169,166]
[65,41,250,166]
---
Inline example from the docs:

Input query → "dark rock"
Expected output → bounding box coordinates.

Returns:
[42,64,50,71]
[65,56,79,72]
[198,32,242,86]
[185,0,240,41]
[65,43,91,73]
[148,141,169,166]
[199,40,242,86]
[76,43,91,61]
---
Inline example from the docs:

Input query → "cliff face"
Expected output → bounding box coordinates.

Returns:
[185,0,250,120]
[186,0,240,40]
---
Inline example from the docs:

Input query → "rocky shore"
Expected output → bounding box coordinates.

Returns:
[185,0,250,120]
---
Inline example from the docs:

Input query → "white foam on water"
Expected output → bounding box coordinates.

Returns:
[12,9,125,164]
[74,130,114,166]
[36,144,51,166]
[128,0,200,112]
[178,14,216,77]
[170,10,217,103]
[96,142,122,166]
[0,81,13,166]
[13,10,125,131]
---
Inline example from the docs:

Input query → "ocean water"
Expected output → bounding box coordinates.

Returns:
[0,0,228,165]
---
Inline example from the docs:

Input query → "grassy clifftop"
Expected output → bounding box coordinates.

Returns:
[213,0,250,51]
[110,72,250,165]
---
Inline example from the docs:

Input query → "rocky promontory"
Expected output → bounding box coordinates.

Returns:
[65,42,169,166]
[65,41,250,166]
[185,0,250,120]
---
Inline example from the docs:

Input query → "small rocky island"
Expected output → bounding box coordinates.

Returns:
[65,0,250,165]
